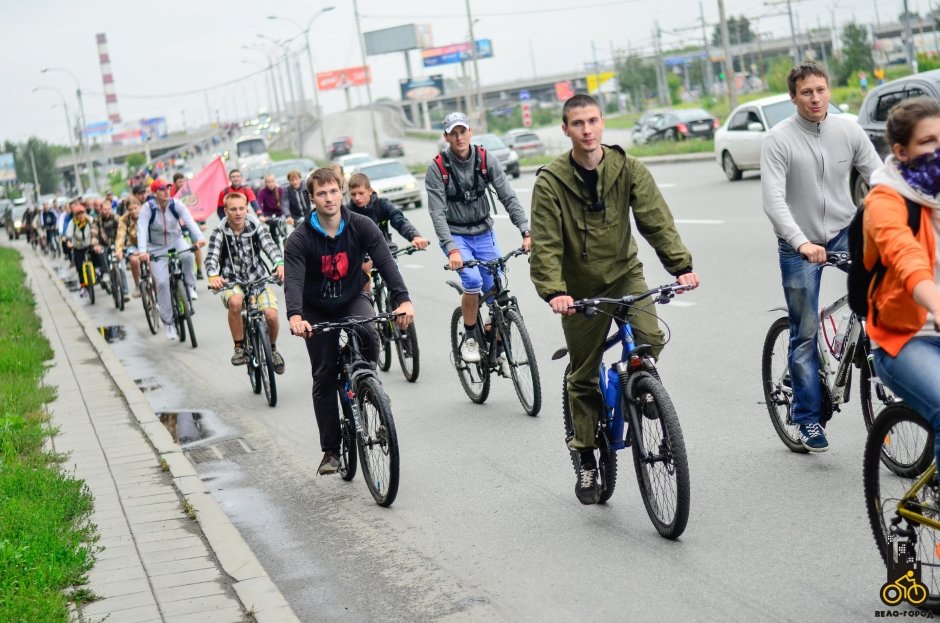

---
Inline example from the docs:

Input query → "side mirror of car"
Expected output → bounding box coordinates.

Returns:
[839,103,850,112]
[747,122,765,132]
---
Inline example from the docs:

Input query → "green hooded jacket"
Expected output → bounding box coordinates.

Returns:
[530,145,693,300]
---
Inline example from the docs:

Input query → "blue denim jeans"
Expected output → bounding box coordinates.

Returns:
[873,337,940,468]
[446,230,502,296]
[777,228,848,425]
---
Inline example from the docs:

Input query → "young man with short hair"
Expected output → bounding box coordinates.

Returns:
[348,172,428,252]
[281,169,311,220]
[216,169,259,219]
[760,62,881,452]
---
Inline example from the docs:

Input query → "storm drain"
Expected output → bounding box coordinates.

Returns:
[133,377,161,393]
[186,438,254,464]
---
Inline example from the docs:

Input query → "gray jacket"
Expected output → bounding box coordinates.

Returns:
[761,112,881,249]
[426,145,529,254]
[137,197,204,253]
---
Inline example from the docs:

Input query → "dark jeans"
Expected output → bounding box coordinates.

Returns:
[303,293,379,454]
[72,247,103,284]
[777,228,848,425]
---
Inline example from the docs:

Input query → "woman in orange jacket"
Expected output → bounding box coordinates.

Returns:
[864,97,940,465]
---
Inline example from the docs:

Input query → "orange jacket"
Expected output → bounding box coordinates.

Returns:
[863,185,936,356]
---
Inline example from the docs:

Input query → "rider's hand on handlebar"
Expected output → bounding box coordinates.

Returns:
[550,294,576,316]
[138,252,150,262]
[208,275,226,291]
[195,239,206,249]
[798,242,827,264]
[448,250,464,271]
[289,314,315,337]
[393,301,415,329]
[274,265,285,282]
[676,272,700,292]
[521,235,532,253]
[411,236,429,250]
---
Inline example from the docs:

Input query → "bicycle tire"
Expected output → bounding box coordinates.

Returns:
[356,376,399,507]
[395,321,420,383]
[450,307,490,404]
[87,279,95,305]
[110,264,122,310]
[172,280,186,343]
[246,334,262,395]
[561,364,617,503]
[255,319,277,407]
[374,284,393,372]
[140,277,159,335]
[338,389,358,481]
[504,310,541,416]
[118,268,128,312]
[863,404,940,611]
[629,375,690,540]
[761,317,807,453]
[183,287,197,348]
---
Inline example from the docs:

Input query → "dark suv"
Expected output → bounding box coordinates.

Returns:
[854,69,940,205]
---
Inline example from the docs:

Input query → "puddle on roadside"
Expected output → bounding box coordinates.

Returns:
[157,410,210,444]
[64,278,80,291]
[132,377,161,393]
[97,325,126,343]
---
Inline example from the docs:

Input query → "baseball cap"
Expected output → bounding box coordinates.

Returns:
[150,179,169,193]
[443,112,471,134]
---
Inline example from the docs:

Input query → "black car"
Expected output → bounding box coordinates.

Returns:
[328,139,351,160]
[636,108,719,143]
[379,138,405,158]
[854,69,940,205]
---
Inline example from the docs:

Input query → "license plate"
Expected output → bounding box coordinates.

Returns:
[692,123,710,132]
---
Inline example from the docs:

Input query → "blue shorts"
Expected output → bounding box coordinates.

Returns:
[447,230,502,296]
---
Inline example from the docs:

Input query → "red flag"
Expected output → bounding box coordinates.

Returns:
[173,156,227,221]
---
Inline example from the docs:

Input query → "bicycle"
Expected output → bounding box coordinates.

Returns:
[306,312,402,507]
[373,245,423,383]
[761,251,899,454]
[863,404,938,610]
[263,216,290,255]
[553,283,693,539]
[73,247,96,305]
[445,247,541,416]
[150,246,197,348]
[102,247,129,312]
[138,257,161,335]
[217,277,281,407]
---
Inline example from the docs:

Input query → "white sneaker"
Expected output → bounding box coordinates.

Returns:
[165,324,178,341]
[460,337,481,363]
[188,286,198,301]
[497,352,512,377]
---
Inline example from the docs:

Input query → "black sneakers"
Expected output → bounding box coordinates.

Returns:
[575,450,601,505]
[318,452,340,475]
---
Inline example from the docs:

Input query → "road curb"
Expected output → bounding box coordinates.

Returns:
[38,259,301,623]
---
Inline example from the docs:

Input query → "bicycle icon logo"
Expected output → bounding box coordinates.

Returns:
[881,570,929,606]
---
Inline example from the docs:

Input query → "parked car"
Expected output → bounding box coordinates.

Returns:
[854,69,940,205]
[636,108,719,144]
[329,139,351,159]
[333,153,375,182]
[350,159,421,209]
[501,130,546,157]
[5,206,28,239]
[379,138,405,158]
[470,134,520,178]
[714,93,856,182]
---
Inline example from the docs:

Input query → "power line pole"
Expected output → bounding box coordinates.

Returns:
[352,0,380,156]
[700,2,715,96]
[465,0,487,132]
[903,0,918,73]
[653,21,670,107]
[717,0,738,110]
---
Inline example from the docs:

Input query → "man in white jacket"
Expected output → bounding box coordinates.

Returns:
[761,61,881,452]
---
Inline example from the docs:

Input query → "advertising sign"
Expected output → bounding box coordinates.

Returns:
[83,121,111,138]
[140,117,168,139]
[365,24,419,56]
[399,75,444,100]
[421,39,494,68]
[586,72,617,94]
[316,66,372,91]
[0,153,15,183]
[554,81,575,101]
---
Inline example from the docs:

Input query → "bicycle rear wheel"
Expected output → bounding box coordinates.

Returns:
[761,316,806,453]
[141,277,159,335]
[860,349,900,429]
[450,307,490,404]
[254,320,277,407]
[110,264,122,310]
[629,375,690,540]
[374,284,393,372]
[504,310,541,416]
[863,404,940,610]
[356,376,399,506]
[338,389,358,481]
[561,364,616,503]
[395,321,420,383]
[172,280,186,343]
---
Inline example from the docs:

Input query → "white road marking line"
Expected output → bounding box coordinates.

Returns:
[658,183,677,189]
[666,300,697,307]
[674,219,724,225]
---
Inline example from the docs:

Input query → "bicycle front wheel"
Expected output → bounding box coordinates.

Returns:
[254,319,277,407]
[561,364,616,503]
[141,278,159,335]
[338,389,358,482]
[110,265,122,310]
[629,375,690,540]
[504,310,541,416]
[374,284,393,372]
[761,316,806,453]
[356,376,399,506]
[450,307,490,404]
[863,404,940,610]
[395,321,420,383]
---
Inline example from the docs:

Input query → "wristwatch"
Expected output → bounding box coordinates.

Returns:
[521,230,531,238]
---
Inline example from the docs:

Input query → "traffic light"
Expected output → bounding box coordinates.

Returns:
[719,71,726,81]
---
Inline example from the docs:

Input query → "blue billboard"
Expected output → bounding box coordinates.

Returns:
[0,153,15,183]
[422,39,494,68]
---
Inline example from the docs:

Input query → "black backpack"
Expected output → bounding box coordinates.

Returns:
[847,197,922,324]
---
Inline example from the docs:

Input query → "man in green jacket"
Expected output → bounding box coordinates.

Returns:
[530,94,699,505]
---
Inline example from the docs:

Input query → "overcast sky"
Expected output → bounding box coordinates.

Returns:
[2,0,884,145]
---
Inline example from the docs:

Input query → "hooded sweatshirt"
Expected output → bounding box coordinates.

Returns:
[348,192,420,248]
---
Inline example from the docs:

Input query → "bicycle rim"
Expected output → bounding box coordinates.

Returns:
[395,321,420,383]
[505,310,541,416]
[374,285,392,372]
[111,266,121,310]
[761,317,806,453]
[356,377,399,506]
[630,375,690,540]
[863,405,940,610]
[450,307,489,404]
[338,390,358,481]
[141,281,158,334]
[256,321,276,407]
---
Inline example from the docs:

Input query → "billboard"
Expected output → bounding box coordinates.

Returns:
[317,66,371,91]
[365,24,418,56]
[422,39,494,68]
[140,117,168,140]
[400,75,444,101]
[586,72,617,94]
[83,121,111,138]
[0,153,15,183]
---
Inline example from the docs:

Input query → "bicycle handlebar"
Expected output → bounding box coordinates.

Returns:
[214,275,282,295]
[824,251,850,267]
[393,245,426,259]
[307,312,403,334]
[442,246,528,271]
[149,245,197,261]
[569,282,695,315]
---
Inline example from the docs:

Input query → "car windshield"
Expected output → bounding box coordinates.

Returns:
[511,133,540,143]
[676,109,712,121]
[762,100,844,128]
[236,138,267,157]
[267,160,314,178]
[11,207,27,220]
[343,155,373,168]
[359,162,409,179]
[472,135,508,150]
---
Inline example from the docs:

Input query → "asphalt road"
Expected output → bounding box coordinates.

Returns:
[72,159,892,622]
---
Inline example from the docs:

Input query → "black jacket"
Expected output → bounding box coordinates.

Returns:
[284,208,411,318]
[347,193,420,247]
[283,185,312,220]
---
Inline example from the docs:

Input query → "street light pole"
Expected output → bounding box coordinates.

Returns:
[33,86,84,194]
[465,0,487,132]
[243,46,282,115]
[41,67,99,192]
[353,0,380,156]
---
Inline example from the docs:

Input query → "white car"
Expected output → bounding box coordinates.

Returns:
[715,93,857,181]
[333,152,375,182]
[351,159,421,209]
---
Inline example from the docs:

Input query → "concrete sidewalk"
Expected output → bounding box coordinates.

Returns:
[16,243,299,623]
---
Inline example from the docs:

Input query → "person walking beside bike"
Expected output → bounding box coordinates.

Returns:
[530,93,699,505]
[426,111,531,364]
[206,192,286,373]
[761,62,881,452]
[863,97,940,468]
[138,178,206,340]
[284,168,414,476]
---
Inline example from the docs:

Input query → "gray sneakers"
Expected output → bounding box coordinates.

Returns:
[318,452,340,475]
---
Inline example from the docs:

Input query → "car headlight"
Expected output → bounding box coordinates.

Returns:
[508,150,519,164]
[405,181,416,191]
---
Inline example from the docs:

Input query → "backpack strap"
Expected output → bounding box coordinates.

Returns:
[433,153,449,187]
[905,197,922,235]
[477,145,488,180]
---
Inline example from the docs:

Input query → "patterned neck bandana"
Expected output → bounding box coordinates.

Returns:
[898,146,940,198]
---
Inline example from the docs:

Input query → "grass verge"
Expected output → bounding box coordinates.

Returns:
[0,247,99,621]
